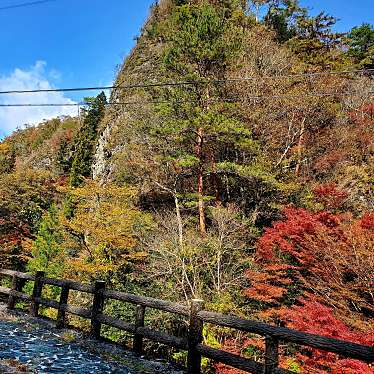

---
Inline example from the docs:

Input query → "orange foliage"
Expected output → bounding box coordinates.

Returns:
[282,300,374,373]
[247,207,374,326]
[313,183,348,210]
[244,264,293,304]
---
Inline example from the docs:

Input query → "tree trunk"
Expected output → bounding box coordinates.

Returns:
[196,85,211,235]
[295,117,306,177]
[175,193,184,248]
[197,126,206,235]
[210,150,222,207]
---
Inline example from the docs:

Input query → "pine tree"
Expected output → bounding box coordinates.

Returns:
[70,92,107,187]
[261,1,347,67]
[346,23,374,68]
[263,0,304,42]
[288,11,346,67]
[151,1,263,234]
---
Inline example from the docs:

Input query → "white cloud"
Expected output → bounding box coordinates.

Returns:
[0,61,77,138]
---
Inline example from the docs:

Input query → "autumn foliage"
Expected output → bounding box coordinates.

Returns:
[283,300,374,373]
[250,207,374,323]
[216,298,374,374]
[242,205,374,372]
[0,2,373,373]
[313,184,348,210]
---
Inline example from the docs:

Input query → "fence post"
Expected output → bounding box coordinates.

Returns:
[264,336,279,374]
[187,299,204,374]
[91,280,106,338]
[56,284,70,329]
[7,274,22,310]
[30,271,45,317]
[133,304,145,355]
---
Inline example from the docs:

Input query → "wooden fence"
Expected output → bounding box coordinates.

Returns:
[0,269,373,374]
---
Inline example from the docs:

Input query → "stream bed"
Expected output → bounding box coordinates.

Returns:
[0,320,133,373]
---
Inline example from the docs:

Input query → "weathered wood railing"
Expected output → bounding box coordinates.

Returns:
[0,269,373,374]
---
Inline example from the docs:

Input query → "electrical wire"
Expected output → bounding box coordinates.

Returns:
[1,90,374,108]
[0,68,373,95]
[0,0,57,11]
[0,103,79,107]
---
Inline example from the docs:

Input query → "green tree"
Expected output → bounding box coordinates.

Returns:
[346,23,374,68]
[150,1,263,235]
[263,0,304,42]
[261,1,347,67]
[288,11,346,67]
[70,92,107,187]
[55,136,73,175]
[27,204,65,277]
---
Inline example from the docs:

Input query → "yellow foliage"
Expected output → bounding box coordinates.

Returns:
[60,180,153,279]
[0,142,10,153]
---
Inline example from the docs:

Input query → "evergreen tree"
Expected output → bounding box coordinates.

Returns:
[288,11,346,67]
[70,92,107,187]
[152,1,260,235]
[27,204,64,277]
[261,1,347,67]
[263,0,304,42]
[346,23,374,68]
[55,136,72,175]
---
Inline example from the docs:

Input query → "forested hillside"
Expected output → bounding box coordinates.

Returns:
[0,0,373,372]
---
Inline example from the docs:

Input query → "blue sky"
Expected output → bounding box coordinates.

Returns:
[0,0,373,137]
[302,0,373,31]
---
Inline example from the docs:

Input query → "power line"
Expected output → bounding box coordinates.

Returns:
[1,90,374,108]
[0,103,79,107]
[226,91,374,101]
[0,0,57,11]
[0,101,165,107]
[0,68,373,95]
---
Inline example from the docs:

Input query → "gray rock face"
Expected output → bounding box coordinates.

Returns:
[91,8,165,186]
[93,123,113,183]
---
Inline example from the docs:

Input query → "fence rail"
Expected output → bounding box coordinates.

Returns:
[0,269,373,374]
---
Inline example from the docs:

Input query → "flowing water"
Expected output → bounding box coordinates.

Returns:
[0,320,133,373]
